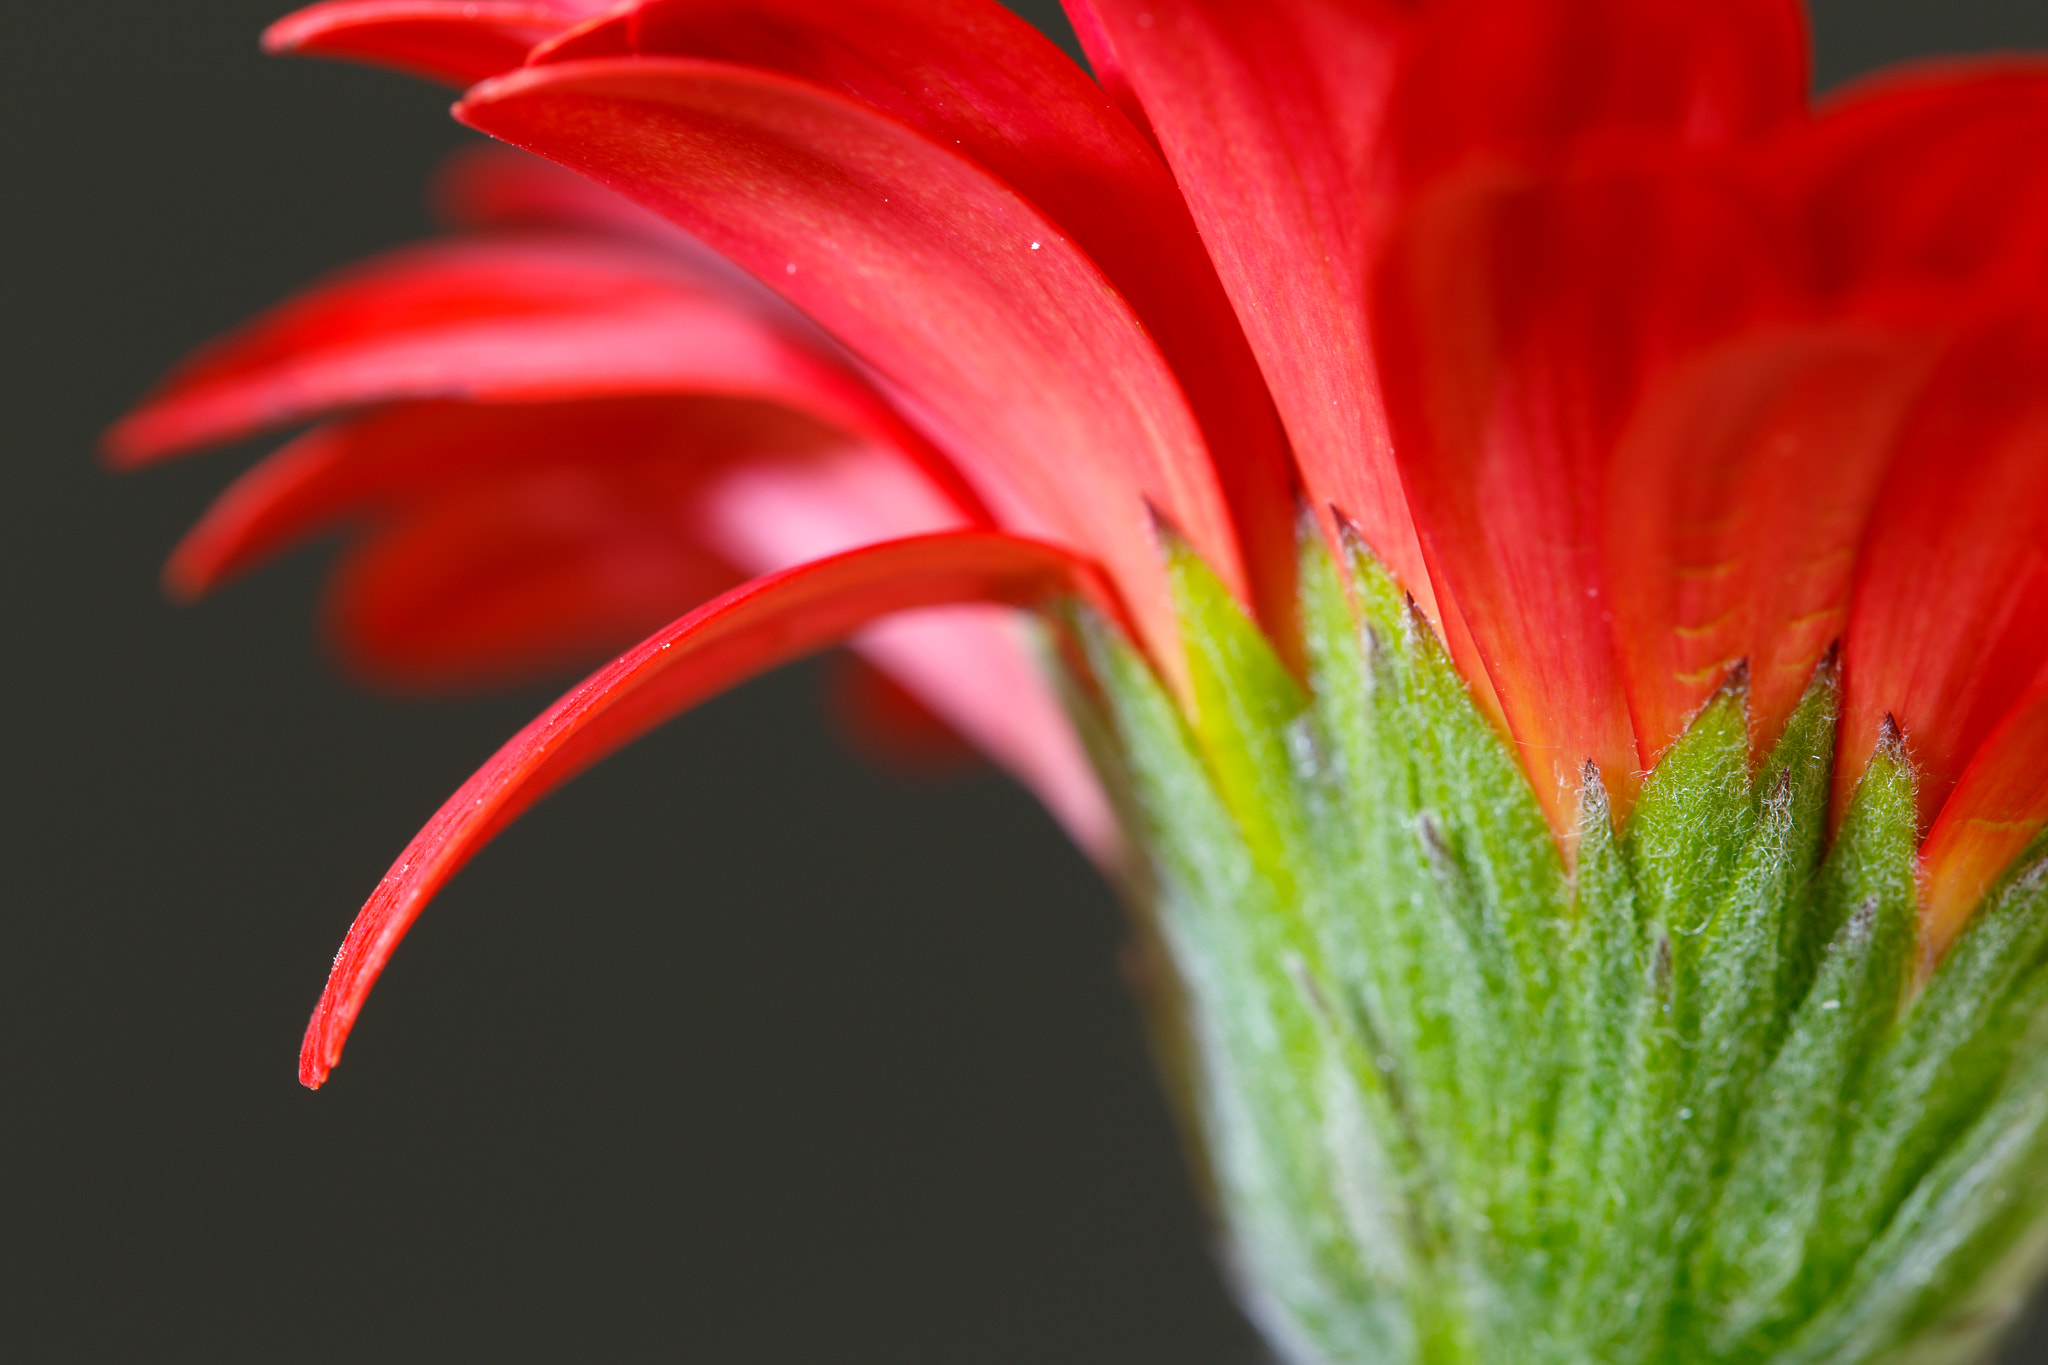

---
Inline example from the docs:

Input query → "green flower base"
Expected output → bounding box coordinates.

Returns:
[1063,529,2048,1365]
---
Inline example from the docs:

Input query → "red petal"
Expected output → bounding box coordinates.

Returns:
[1387,0,1810,187]
[252,401,1110,853]
[164,395,916,599]
[1058,0,1158,151]
[1784,62,2048,308]
[263,0,605,86]
[1374,161,1794,835]
[684,428,1114,859]
[1921,663,2048,957]
[536,0,1297,636]
[329,413,977,687]
[457,57,1249,686]
[104,236,947,492]
[1063,0,1437,626]
[327,458,744,689]
[433,144,697,247]
[1841,314,2048,831]
[1603,327,1931,764]
[299,531,1120,1087]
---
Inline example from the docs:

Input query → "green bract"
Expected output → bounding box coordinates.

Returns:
[1063,529,2048,1365]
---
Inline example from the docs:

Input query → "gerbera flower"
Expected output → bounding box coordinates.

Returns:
[116,1,2048,1360]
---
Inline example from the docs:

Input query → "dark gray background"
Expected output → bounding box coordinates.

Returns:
[6,2,2048,1359]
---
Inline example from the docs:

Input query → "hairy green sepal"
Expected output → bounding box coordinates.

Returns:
[1061,531,2048,1365]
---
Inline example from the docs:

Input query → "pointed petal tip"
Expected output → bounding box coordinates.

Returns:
[299,994,341,1088]
[259,11,308,55]
[292,532,1116,1084]
[98,414,158,470]
[159,555,209,605]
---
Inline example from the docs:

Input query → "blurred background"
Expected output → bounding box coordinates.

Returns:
[8,2,2048,1359]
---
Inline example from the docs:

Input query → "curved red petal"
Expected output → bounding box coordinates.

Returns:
[536,0,1297,637]
[457,57,1249,687]
[299,530,1120,1087]
[1921,663,2048,957]
[263,0,602,86]
[1841,314,2048,831]
[164,395,929,599]
[103,236,954,497]
[1374,161,1795,835]
[244,400,1104,852]
[681,426,1114,858]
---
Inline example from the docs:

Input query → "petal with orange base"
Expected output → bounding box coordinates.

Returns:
[1603,327,1930,765]
[1374,160,1793,835]
[299,530,1122,1087]
[1841,314,2048,831]
[1921,662,2048,959]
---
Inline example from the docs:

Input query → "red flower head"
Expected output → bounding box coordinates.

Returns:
[113,0,2048,1130]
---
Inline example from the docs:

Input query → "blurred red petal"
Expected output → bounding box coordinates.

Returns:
[104,236,950,494]
[458,57,1249,687]
[263,0,608,86]
[1785,62,2048,309]
[1387,0,1809,186]
[165,395,924,599]
[327,456,744,688]
[433,144,697,247]
[849,607,1118,864]
[686,433,1112,858]
[300,530,1121,1087]
[328,418,977,687]
[826,650,982,773]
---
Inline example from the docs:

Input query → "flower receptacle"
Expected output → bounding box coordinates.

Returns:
[1062,526,2048,1365]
